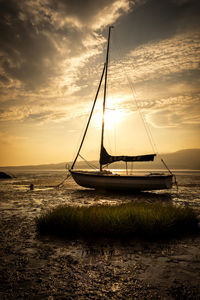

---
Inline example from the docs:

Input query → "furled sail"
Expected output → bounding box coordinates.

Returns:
[100,146,156,165]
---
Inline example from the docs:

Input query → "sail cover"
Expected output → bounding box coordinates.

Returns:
[100,146,156,165]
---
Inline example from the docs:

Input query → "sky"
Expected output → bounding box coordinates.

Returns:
[0,0,200,166]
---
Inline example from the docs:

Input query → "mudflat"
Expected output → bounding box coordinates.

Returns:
[0,170,200,299]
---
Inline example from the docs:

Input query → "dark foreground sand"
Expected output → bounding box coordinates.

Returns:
[0,174,200,299]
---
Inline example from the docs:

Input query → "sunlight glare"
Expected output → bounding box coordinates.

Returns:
[93,103,125,130]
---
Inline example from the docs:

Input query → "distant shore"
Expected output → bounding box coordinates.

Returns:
[1,148,200,170]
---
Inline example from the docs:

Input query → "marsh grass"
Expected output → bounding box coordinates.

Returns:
[36,202,198,239]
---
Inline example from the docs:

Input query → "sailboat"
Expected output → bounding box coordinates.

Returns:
[69,26,174,191]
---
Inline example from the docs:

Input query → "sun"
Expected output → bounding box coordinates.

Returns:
[93,104,124,130]
[104,108,123,129]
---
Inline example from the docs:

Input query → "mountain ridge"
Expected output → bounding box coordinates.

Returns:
[1,149,200,170]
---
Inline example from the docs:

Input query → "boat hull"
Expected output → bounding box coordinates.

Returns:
[70,170,173,191]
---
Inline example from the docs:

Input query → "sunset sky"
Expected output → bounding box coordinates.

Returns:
[0,0,200,166]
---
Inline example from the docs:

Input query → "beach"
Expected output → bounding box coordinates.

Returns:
[0,170,200,299]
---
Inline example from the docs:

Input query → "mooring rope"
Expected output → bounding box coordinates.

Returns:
[54,172,72,188]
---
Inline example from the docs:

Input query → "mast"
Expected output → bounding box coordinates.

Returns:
[100,25,113,171]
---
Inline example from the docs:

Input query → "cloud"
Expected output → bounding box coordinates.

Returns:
[0,89,93,124]
[0,0,132,90]
[145,94,200,128]
[48,0,132,30]
[1,29,199,128]
[107,31,200,95]
[108,31,200,86]
[0,0,58,89]
[100,30,200,129]
[0,0,134,128]
[0,0,199,132]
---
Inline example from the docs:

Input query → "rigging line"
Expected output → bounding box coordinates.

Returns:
[105,33,118,158]
[161,158,173,175]
[78,154,99,170]
[113,38,157,154]
[105,37,117,158]
[127,74,157,154]
[114,105,117,156]
[124,49,159,155]
[102,162,112,169]
[123,67,156,153]
[121,49,166,163]
[71,113,90,163]
[126,55,166,163]
[128,65,159,154]
[106,125,112,154]
[161,158,178,191]
[71,64,106,170]
[100,26,113,172]
[125,55,169,165]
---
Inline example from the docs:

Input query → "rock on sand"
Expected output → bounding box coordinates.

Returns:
[0,171,12,179]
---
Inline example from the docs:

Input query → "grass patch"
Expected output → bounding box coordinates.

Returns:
[36,202,199,240]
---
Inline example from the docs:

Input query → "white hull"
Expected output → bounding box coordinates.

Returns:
[70,170,173,191]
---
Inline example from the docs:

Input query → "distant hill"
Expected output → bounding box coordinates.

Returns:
[160,149,200,170]
[0,149,200,171]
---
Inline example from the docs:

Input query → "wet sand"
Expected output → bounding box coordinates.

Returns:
[0,172,200,299]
